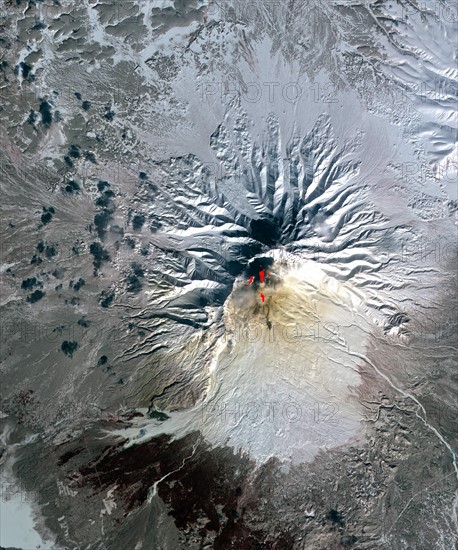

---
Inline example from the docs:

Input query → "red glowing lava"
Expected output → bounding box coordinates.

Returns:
[248,269,270,302]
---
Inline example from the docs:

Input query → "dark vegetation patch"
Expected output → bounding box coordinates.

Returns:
[326,509,345,527]
[21,277,41,290]
[95,195,110,208]
[103,108,115,121]
[45,244,57,258]
[61,340,78,357]
[131,262,144,278]
[26,289,45,303]
[94,210,112,239]
[93,181,115,239]
[70,278,85,291]
[39,100,52,125]
[97,180,110,192]
[32,21,46,30]
[126,274,142,293]
[126,262,144,293]
[18,61,32,79]
[64,179,80,194]
[27,110,37,124]
[41,206,55,225]
[149,220,162,232]
[98,289,114,308]
[68,144,81,158]
[15,61,34,82]
[89,242,110,270]
[132,213,145,231]
[41,213,52,225]
[82,100,91,111]
[125,237,135,249]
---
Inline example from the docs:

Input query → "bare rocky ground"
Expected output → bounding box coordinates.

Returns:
[0,1,457,549]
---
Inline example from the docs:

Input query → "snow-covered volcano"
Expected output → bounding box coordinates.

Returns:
[0,0,457,549]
